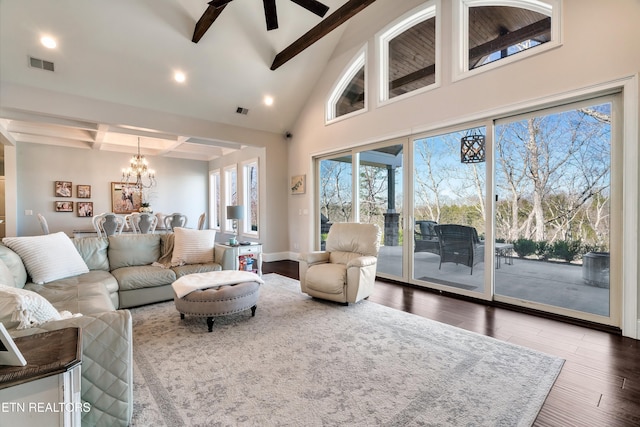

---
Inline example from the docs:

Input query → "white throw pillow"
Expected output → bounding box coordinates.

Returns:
[0,285,62,329]
[171,228,216,266]
[2,232,89,284]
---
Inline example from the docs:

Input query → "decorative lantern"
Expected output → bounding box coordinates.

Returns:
[460,130,486,164]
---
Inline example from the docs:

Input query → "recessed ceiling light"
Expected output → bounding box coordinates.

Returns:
[264,96,274,106]
[174,71,186,83]
[40,36,57,49]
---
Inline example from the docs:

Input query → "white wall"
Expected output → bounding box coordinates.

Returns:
[15,143,208,236]
[287,0,640,335]
[209,143,290,260]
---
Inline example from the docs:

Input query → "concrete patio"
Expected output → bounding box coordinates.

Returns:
[377,245,609,317]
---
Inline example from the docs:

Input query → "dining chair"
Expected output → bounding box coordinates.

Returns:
[96,213,125,236]
[197,213,206,230]
[164,213,188,231]
[124,213,138,234]
[37,213,50,235]
[134,213,158,234]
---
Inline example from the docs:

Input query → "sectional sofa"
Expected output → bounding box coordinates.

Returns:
[0,229,222,426]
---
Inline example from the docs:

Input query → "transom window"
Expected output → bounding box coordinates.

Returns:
[454,0,560,79]
[378,2,438,102]
[326,47,366,123]
[469,5,550,69]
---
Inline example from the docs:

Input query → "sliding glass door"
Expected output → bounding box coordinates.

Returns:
[318,154,353,250]
[314,94,619,327]
[494,99,614,320]
[358,144,404,278]
[412,127,487,297]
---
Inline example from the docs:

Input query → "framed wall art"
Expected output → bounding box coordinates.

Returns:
[111,182,141,214]
[291,174,306,195]
[54,181,72,197]
[77,185,91,198]
[55,201,74,212]
[77,202,94,217]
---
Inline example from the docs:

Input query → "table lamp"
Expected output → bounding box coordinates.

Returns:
[226,205,244,245]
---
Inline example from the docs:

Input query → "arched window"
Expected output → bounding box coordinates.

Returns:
[326,46,367,123]
[454,0,561,79]
[378,2,438,103]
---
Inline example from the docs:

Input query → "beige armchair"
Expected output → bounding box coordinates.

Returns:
[299,222,381,304]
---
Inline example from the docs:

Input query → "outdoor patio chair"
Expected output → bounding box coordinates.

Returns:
[434,224,485,275]
[414,220,439,255]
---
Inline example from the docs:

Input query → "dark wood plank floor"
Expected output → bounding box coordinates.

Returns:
[263,260,640,426]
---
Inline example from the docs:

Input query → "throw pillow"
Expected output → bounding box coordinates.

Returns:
[0,285,62,329]
[0,259,16,288]
[2,232,89,284]
[171,227,216,266]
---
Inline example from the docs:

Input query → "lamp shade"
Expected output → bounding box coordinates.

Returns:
[226,205,244,220]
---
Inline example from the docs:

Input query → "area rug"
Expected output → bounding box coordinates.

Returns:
[130,274,563,426]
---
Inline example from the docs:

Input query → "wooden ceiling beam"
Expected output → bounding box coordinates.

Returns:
[271,0,377,70]
[469,17,551,62]
[192,3,228,43]
[390,64,435,90]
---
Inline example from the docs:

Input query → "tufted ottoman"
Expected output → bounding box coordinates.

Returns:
[171,271,263,332]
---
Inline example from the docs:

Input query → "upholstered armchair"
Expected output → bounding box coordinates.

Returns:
[299,222,381,304]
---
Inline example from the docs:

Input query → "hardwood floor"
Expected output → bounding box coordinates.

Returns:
[263,260,640,426]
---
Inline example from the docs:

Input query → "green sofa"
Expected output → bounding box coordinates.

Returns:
[0,232,223,426]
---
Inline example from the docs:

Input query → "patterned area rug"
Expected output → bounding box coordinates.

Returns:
[130,274,563,426]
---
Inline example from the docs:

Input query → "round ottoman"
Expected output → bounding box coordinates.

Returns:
[173,278,261,332]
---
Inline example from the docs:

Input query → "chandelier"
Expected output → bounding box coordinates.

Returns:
[121,137,156,190]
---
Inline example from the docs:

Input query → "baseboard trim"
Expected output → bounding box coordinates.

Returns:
[262,251,295,262]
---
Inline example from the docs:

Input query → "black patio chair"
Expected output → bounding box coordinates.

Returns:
[414,220,439,255]
[434,224,485,275]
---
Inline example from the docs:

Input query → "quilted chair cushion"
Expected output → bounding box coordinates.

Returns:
[10,310,133,427]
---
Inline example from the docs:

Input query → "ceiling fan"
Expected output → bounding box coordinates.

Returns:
[208,0,330,31]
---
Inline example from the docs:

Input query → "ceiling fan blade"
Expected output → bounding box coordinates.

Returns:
[290,0,330,18]
[208,0,233,8]
[263,0,279,30]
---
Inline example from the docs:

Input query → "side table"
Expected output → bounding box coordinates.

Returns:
[215,242,263,276]
[0,327,83,427]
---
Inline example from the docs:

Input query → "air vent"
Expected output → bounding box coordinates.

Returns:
[236,107,249,115]
[29,56,55,72]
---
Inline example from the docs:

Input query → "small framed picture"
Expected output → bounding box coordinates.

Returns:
[55,201,74,212]
[0,323,27,366]
[291,174,306,195]
[77,202,93,217]
[55,181,72,197]
[77,185,91,198]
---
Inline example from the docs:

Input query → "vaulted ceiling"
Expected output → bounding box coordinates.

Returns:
[0,1,550,162]
[0,0,361,161]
